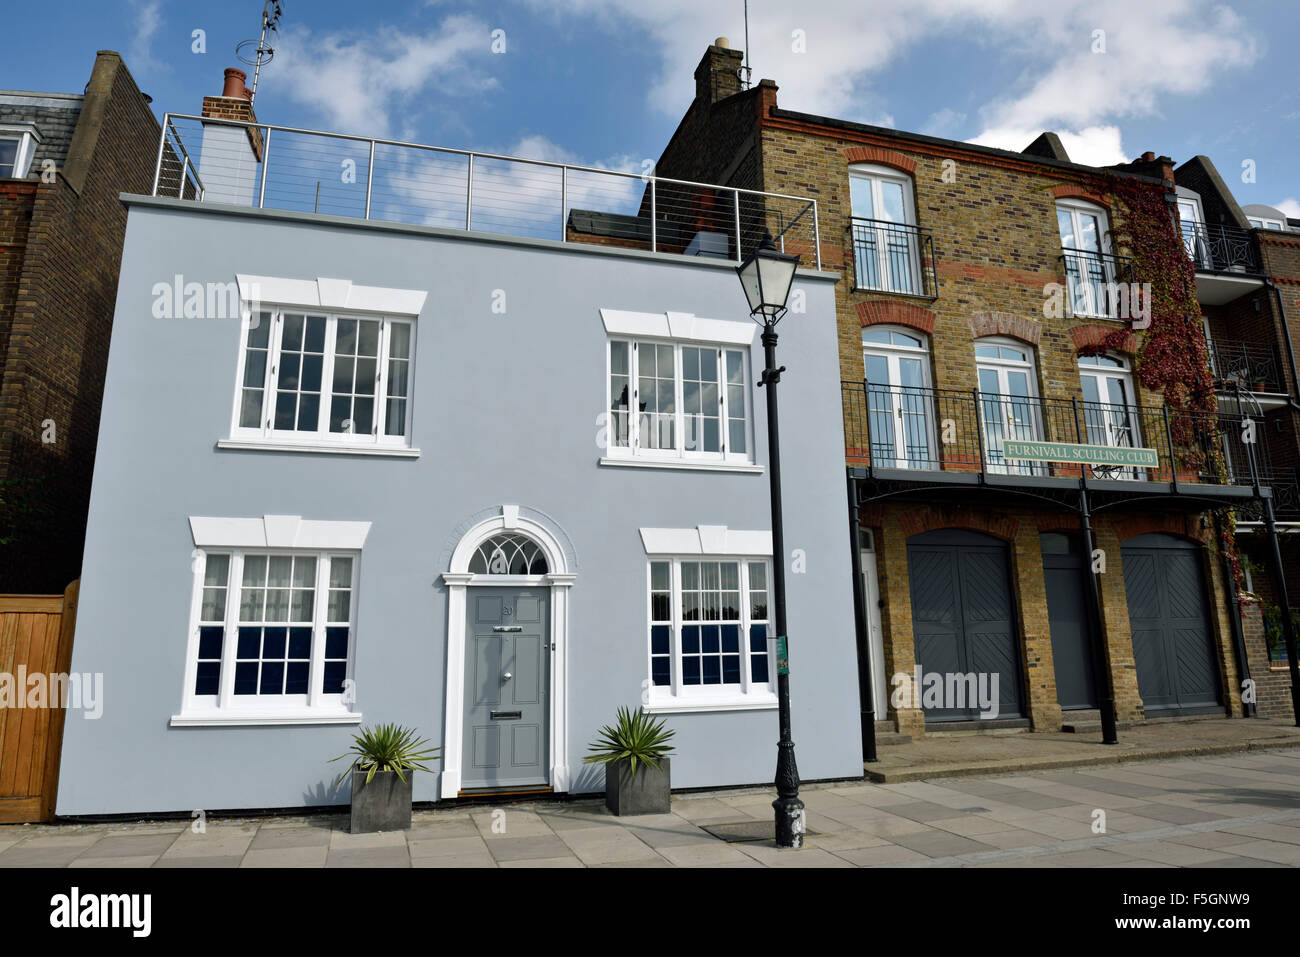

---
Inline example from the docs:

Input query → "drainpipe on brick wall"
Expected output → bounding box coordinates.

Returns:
[846,470,878,763]
[1216,511,1256,717]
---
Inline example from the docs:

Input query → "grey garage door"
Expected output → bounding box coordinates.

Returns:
[1121,533,1222,714]
[906,529,1023,721]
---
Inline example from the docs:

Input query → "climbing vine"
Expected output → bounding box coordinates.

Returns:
[1098,175,1213,412]
[1099,175,1247,595]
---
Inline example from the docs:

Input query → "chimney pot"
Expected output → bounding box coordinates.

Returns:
[1141,151,1155,162]
[715,36,730,48]
[222,68,251,100]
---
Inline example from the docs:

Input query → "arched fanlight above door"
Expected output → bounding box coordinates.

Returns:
[468,533,550,575]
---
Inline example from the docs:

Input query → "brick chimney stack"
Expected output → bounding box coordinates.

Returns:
[694,38,745,105]
[198,68,265,205]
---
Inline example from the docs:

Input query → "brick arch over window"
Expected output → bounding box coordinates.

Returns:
[844,146,917,176]
[1051,184,1111,209]
[1113,513,1210,545]
[857,300,936,334]
[1068,324,1136,354]
[858,505,1019,543]
[970,312,1041,345]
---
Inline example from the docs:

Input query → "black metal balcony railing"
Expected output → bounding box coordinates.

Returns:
[850,217,938,298]
[1207,338,1285,393]
[1181,222,1263,276]
[842,381,1269,487]
[1058,248,1136,319]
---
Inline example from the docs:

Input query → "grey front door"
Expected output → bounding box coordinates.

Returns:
[1122,534,1222,714]
[462,588,549,790]
[1041,532,1098,710]
[906,529,1023,721]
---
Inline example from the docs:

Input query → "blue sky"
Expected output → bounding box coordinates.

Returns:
[5,0,1299,215]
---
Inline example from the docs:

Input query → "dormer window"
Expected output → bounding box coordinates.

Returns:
[0,124,40,179]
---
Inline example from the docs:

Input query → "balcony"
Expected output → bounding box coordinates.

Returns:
[842,381,1269,495]
[1181,222,1265,306]
[1182,222,1262,276]
[850,217,938,298]
[1207,338,1285,394]
[151,113,823,268]
[1058,249,1136,320]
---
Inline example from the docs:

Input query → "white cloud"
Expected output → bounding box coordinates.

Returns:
[370,133,644,236]
[524,0,1260,165]
[969,125,1127,167]
[272,14,499,138]
[1276,198,1300,220]
[127,0,168,75]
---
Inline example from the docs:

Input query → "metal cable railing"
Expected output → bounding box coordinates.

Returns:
[151,113,822,268]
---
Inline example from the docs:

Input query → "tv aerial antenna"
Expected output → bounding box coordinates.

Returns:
[236,1,284,104]
[741,0,753,89]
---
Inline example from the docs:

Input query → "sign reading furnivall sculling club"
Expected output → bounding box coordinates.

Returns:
[1001,440,1159,469]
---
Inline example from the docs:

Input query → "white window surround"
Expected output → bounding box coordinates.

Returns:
[235,275,428,317]
[603,315,758,469]
[439,506,576,799]
[599,308,757,346]
[189,515,372,550]
[644,552,777,714]
[218,275,427,457]
[639,525,773,557]
[0,123,40,179]
[173,516,371,727]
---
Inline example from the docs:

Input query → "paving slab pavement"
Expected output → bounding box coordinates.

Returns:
[5,745,1300,868]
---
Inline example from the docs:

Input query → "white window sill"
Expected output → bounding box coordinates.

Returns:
[218,439,420,458]
[170,711,363,727]
[599,457,763,474]
[644,696,778,714]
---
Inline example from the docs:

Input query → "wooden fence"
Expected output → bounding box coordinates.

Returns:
[0,580,78,823]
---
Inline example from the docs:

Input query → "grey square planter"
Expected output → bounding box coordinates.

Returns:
[349,769,413,833]
[605,757,671,816]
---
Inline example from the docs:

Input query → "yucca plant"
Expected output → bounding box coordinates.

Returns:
[584,706,675,778]
[331,723,441,787]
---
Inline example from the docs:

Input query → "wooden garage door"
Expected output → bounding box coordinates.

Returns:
[1121,534,1222,714]
[907,529,1023,721]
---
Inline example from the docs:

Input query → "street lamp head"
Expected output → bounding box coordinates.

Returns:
[737,231,800,324]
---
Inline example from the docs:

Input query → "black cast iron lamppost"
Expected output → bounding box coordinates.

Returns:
[737,231,804,848]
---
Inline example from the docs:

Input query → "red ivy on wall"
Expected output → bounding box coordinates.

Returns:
[1099,176,1214,413]
[1100,175,1245,594]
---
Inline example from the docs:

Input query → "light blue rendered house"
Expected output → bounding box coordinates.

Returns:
[55,103,861,815]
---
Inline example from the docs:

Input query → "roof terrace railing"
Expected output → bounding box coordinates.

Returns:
[151,112,822,269]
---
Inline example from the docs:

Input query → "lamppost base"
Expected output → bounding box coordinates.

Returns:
[773,796,806,848]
